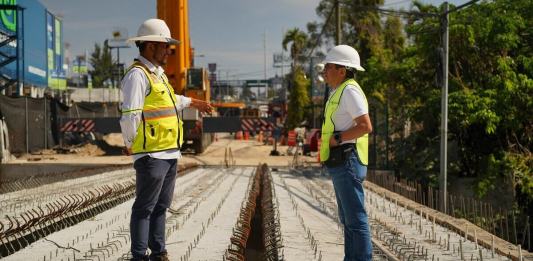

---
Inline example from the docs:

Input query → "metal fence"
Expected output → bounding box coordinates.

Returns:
[0,94,120,156]
[0,95,54,154]
[367,170,532,252]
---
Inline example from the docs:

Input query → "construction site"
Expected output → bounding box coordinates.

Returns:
[0,0,532,260]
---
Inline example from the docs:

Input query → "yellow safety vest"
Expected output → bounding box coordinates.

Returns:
[123,61,184,154]
[320,79,369,165]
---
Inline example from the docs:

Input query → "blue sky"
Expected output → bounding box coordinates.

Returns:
[39,0,470,80]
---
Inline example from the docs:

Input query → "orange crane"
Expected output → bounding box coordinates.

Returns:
[157,0,212,153]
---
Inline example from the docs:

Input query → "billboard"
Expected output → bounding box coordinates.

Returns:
[0,0,17,33]
[0,0,64,89]
[46,10,65,89]
[0,0,20,85]
[21,0,48,87]
[46,11,53,87]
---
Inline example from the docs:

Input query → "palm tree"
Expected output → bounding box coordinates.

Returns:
[282,28,308,70]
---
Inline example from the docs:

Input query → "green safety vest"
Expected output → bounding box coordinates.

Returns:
[320,79,369,165]
[123,61,184,154]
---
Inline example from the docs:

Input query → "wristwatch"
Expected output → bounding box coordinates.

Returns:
[334,132,342,144]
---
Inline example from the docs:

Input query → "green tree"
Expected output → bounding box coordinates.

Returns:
[313,0,532,206]
[282,28,308,70]
[286,68,310,129]
[315,0,385,59]
[388,0,532,207]
[89,41,114,88]
[383,16,405,58]
[444,0,532,201]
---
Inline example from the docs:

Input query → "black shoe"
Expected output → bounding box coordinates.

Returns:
[150,251,169,261]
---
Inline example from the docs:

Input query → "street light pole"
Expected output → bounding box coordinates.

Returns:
[263,31,268,99]
[310,57,316,128]
[335,0,342,45]
[439,2,449,214]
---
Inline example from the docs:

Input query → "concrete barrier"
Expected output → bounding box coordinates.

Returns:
[69,88,122,102]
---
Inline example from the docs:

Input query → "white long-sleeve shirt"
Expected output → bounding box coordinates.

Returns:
[120,56,191,161]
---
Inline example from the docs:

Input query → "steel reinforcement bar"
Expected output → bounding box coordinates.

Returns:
[260,164,284,261]
[0,180,136,257]
[223,165,262,261]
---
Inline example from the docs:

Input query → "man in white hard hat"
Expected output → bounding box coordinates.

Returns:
[120,18,212,261]
[320,45,373,261]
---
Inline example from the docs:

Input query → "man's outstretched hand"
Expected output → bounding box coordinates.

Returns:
[191,99,214,114]
[123,147,132,156]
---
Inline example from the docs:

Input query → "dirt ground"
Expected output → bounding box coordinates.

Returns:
[6,133,319,168]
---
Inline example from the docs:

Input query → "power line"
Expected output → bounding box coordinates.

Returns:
[382,0,412,7]
[229,68,277,78]
[355,5,438,17]
[303,1,483,60]
[446,0,482,14]
[350,0,483,19]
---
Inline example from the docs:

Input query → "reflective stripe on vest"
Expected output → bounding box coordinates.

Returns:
[143,107,178,120]
[125,62,184,154]
[320,79,369,165]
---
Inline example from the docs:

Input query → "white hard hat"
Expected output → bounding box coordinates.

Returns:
[323,45,365,71]
[127,18,179,44]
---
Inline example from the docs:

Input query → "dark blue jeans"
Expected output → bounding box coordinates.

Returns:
[131,156,177,259]
[326,149,372,261]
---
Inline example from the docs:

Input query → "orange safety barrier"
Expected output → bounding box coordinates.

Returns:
[287,130,296,147]
[243,131,250,140]
[235,131,243,140]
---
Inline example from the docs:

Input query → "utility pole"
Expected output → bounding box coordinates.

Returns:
[439,2,449,214]
[263,31,267,99]
[335,0,342,45]
[310,57,315,128]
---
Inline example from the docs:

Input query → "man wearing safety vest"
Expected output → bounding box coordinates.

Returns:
[320,45,373,261]
[120,19,212,261]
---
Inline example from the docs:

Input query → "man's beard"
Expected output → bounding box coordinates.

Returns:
[152,54,167,66]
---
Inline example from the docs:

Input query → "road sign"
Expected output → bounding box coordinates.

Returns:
[245,79,269,87]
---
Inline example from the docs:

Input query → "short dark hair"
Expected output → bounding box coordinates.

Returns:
[333,64,356,79]
[345,68,356,79]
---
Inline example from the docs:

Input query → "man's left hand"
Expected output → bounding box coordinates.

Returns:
[191,99,214,114]
[199,101,214,114]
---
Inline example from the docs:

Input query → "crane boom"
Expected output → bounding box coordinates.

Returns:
[156,0,213,154]
[157,0,191,94]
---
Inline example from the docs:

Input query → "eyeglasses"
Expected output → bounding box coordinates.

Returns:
[149,42,170,49]
[321,64,338,75]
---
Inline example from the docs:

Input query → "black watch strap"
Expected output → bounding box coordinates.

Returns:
[334,132,342,144]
